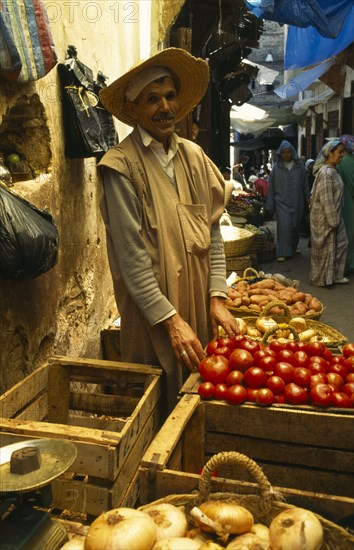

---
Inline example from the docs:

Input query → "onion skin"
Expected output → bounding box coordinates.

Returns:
[251,524,269,543]
[152,538,201,550]
[197,502,254,535]
[143,503,187,540]
[60,538,85,550]
[226,532,268,549]
[84,508,156,550]
[269,508,323,550]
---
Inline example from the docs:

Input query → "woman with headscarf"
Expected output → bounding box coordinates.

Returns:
[309,139,348,287]
[337,135,354,273]
[265,140,309,261]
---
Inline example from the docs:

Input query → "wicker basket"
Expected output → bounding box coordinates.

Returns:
[139,451,354,550]
[221,219,255,258]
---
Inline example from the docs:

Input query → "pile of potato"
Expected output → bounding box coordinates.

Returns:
[226,278,323,317]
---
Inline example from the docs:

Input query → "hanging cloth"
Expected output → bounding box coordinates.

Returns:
[0,0,57,82]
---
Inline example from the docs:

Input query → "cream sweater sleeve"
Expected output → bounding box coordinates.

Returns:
[102,167,176,325]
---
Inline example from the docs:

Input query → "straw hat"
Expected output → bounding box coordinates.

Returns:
[99,47,210,126]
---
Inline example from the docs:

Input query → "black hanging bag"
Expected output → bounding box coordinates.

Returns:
[57,45,118,158]
[0,184,59,280]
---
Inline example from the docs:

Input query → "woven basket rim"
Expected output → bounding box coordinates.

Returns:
[139,451,354,549]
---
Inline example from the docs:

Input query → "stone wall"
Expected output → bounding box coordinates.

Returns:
[0,0,165,392]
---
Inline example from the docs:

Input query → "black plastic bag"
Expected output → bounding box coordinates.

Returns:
[58,45,118,158]
[0,185,59,280]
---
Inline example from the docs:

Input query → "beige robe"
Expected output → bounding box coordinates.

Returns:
[99,128,225,410]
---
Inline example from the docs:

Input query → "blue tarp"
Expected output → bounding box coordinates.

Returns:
[285,5,354,68]
[273,59,333,99]
[246,0,353,38]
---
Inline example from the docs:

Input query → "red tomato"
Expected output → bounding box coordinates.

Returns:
[214,383,228,400]
[309,383,334,407]
[307,341,326,357]
[259,355,277,373]
[331,355,346,366]
[322,347,333,362]
[297,342,309,352]
[199,355,231,384]
[269,340,286,354]
[198,382,215,399]
[253,350,270,365]
[231,335,246,348]
[310,373,328,386]
[328,362,348,379]
[246,388,259,402]
[346,372,354,383]
[308,361,327,375]
[292,350,310,369]
[293,367,312,388]
[342,343,354,358]
[226,370,244,387]
[214,345,231,359]
[225,385,248,405]
[342,382,354,397]
[243,367,267,388]
[273,362,294,384]
[330,391,352,408]
[309,355,329,369]
[284,383,308,405]
[206,340,218,356]
[285,341,299,353]
[239,339,261,355]
[229,348,254,372]
[256,388,274,406]
[276,349,294,363]
[274,393,285,404]
[218,337,235,351]
[327,372,344,390]
[344,356,354,373]
[266,375,285,395]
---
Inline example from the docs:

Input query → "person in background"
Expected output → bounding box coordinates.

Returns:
[337,134,354,274]
[305,158,315,191]
[98,48,239,415]
[232,163,248,192]
[300,158,315,238]
[247,174,257,193]
[309,139,348,287]
[254,171,270,198]
[265,140,309,262]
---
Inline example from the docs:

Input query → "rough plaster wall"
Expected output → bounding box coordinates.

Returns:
[0,1,152,392]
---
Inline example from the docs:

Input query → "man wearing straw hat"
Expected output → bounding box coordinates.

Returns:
[98,48,239,413]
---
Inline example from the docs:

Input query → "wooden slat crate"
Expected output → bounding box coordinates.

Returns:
[0,356,163,516]
[139,390,354,527]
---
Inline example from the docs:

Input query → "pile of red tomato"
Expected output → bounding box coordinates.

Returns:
[198,336,354,408]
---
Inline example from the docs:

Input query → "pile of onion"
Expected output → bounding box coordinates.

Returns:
[268,507,323,550]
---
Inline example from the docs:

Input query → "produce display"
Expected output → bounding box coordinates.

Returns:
[226,278,323,317]
[226,192,264,224]
[198,336,354,408]
[69,501,327,550]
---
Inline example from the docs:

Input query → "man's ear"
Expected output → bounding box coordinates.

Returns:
[124,101,138,121]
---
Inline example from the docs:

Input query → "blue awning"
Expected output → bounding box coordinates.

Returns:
[273,58,334,99]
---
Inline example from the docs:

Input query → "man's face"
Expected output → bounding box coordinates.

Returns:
[281,148,293,162]
[126,76,179,146]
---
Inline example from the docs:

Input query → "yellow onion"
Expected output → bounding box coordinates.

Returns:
[191,502,254,538]
[152,537,201,550]
[251,523,269,542]
[143,503,188,540]
[226,532,268,549]
[60,538,85,550]
[269,507,323,550]
[84,507,156,550]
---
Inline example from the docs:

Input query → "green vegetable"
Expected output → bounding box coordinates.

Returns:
[6,154,20,164]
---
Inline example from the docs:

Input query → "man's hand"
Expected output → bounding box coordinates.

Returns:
[162,313,205,372]
[210,296,240,339]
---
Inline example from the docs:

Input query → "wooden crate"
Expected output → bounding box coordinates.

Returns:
[0,356,163,516]
[226,255,252,275]
[139,389,354,527]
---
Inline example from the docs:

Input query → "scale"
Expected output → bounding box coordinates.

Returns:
[0,438,77,550]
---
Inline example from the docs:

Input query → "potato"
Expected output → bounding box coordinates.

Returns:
[293,301,308,315]
[233,298,242,307]
[249,304,261,311]
[250,295,265,305]
[308,298,322,312]
[241,296,251,306]
[293,291,306,302]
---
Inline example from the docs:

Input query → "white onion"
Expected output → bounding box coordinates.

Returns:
[143,503,188,540]
[84,507,156,550]
[251,523,269,542]
[60,538,85,550]
[192,502,254,537]
[269,507,323,550]
[152,537,201,550]
[226,532,268,549]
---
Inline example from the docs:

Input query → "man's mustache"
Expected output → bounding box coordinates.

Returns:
[152,113,175,121]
